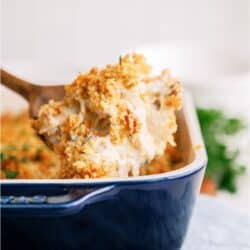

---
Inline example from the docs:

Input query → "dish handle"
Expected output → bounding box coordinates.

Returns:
[0,185,116,217]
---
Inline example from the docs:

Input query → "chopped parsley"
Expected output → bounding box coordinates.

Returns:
[0,152,4,161]
[4,170,19,179]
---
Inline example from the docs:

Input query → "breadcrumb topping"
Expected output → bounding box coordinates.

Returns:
[0,111,184,180]
[1,112,59,179]
[33,53,182,179]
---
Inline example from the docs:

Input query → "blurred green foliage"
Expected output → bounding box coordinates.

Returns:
[197,108,246,193]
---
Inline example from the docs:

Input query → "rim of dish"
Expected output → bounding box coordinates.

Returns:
[1,89,207,185]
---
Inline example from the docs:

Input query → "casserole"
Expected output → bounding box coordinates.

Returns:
[1,89,207,250]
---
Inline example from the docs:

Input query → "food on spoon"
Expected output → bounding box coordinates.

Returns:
[33,54,182,178]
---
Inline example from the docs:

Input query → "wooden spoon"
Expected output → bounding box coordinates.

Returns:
[0,69,65,119]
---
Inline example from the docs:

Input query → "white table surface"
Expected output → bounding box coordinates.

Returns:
[183,195,250,250]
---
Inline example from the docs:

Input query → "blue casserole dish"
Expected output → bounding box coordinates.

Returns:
[1,90,207,250]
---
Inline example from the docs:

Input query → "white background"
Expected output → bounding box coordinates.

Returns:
[1,0,250,214]
[2,0,249,75]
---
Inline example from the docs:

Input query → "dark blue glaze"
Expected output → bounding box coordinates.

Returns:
[1,164,205,250]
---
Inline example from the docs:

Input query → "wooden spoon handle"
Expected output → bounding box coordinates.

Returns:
[0,69,34,100]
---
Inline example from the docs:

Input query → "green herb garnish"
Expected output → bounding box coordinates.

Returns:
[0,152,4,161]
[1,153,17,161]
[197,108,246,193]
[4,170,19,179]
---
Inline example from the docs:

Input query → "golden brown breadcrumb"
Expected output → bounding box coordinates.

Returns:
[1,111,183,179]
[0,112,59,179]
[33,53,182,179]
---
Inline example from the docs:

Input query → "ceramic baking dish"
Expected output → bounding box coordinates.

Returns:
[1,89,207,250]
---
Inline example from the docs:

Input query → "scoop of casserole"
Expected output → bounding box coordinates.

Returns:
[33,54,182,178]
